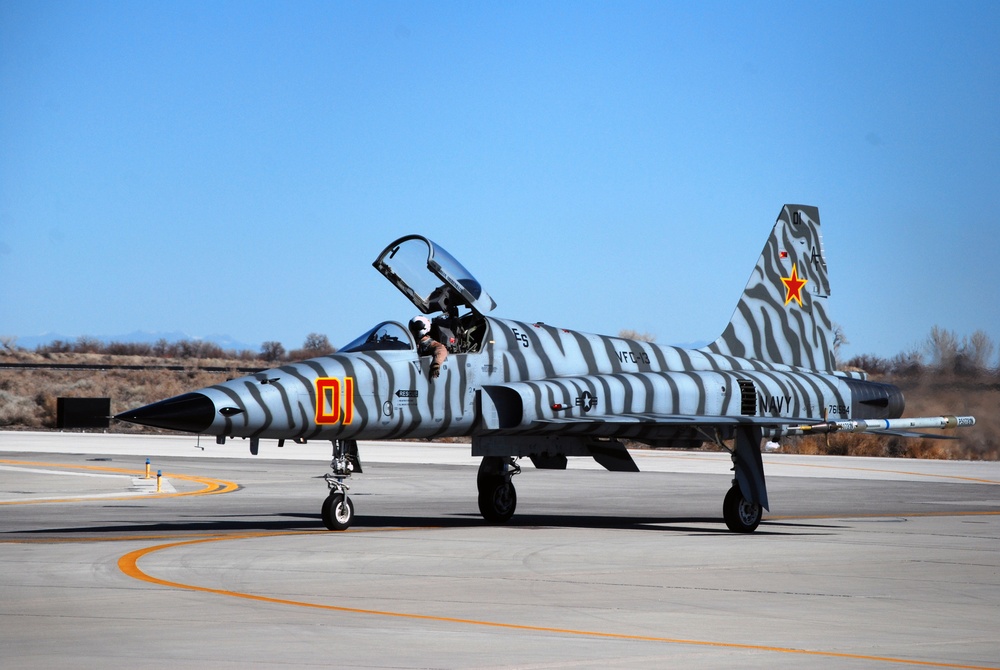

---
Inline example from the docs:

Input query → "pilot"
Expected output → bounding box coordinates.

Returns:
[408,316,448,378]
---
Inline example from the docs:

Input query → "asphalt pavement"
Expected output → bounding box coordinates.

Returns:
[1,431,998,669]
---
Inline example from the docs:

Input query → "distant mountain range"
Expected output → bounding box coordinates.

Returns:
[12,331,260,353]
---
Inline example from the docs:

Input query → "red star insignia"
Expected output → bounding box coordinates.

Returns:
[781,263,808,306]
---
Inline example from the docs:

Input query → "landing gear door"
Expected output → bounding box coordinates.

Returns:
[373,235,498,316]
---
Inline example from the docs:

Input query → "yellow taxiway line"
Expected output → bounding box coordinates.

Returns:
[0,459,238,505]
[3,455,995,666]
[118,529,997,670]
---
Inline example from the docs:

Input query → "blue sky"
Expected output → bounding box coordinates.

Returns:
[2,1,998,362]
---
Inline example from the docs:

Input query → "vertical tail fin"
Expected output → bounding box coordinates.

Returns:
[704,204,835,372]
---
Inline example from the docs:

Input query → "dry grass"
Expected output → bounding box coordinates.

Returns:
[2,349,996,459]
[780,373,1000,460]
[0,349,259,432]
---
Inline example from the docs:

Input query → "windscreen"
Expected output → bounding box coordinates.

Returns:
[340,321,413,353]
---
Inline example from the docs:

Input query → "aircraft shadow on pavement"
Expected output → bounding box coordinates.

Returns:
[9,511,833,536]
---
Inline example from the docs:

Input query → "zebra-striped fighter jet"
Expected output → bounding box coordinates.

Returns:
[117,205,975,532]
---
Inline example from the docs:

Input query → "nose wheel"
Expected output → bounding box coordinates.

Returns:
[322,491,354,531]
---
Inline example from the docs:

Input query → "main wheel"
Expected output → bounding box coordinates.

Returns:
[321,492,355,531]
[478,476,517,524]
[723,484,761,533]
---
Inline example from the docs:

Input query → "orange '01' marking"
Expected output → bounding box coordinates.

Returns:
[315,377,354,425]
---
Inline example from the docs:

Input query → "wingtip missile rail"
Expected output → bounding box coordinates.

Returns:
[792,415,976,435]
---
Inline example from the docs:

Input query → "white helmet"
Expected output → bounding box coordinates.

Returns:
[408,315,431,338]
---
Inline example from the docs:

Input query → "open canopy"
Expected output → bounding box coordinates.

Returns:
[373,235,497,316]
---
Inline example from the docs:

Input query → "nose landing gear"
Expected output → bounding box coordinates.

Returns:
[321,440,361,531]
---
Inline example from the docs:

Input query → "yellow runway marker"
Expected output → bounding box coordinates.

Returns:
[119,530,997,670]
[0,459,239,505]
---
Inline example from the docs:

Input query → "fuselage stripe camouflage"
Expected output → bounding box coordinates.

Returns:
[178,206,896,444]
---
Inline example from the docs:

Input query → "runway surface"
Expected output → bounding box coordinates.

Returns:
[2,431,999,669]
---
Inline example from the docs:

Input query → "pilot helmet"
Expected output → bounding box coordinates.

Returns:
[408,315,431,338]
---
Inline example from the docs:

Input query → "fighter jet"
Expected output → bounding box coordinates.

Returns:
[116,205,975,532]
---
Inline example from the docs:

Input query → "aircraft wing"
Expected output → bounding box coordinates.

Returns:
[532,414,814,429]
[479,379,819,439]
[534,413,963,439]
[478,408,786,511]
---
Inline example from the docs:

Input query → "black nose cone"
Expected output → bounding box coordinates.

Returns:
[116,392,216,433]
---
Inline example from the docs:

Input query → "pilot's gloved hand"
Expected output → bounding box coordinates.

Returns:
[430,363,441,378]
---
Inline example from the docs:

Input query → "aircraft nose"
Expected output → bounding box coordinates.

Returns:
[115,392,217,433]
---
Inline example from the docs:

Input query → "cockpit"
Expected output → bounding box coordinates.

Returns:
[356,235,495,355]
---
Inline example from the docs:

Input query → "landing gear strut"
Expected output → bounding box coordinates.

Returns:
[322,440,360,531]
[701,425,767,533]
[477,456,520,524]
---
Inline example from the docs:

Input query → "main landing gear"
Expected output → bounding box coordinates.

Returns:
[477,456,520,524]
[702,425,767,533]
[722,482,762,533]
[321,440,361,531]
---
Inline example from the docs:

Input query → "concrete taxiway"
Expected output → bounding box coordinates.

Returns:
[1,430,998,669]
